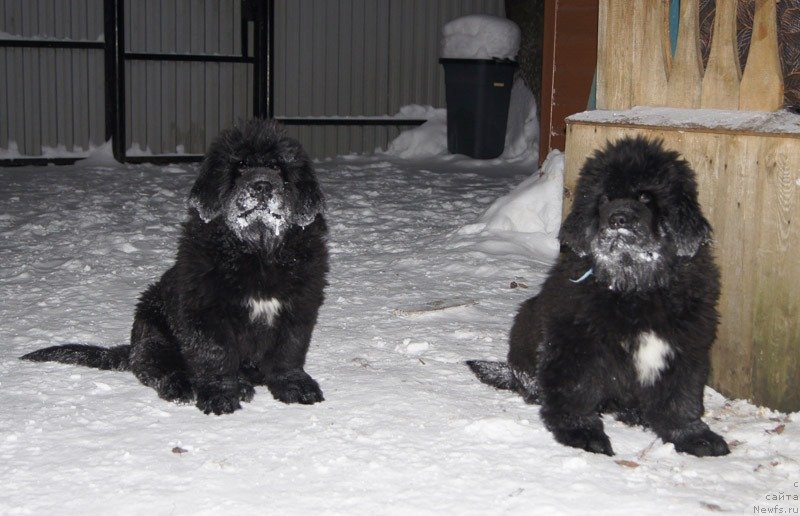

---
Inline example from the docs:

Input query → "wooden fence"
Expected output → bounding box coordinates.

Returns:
[564,0,799,412]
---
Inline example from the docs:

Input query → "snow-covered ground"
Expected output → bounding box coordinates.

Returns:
[1,141,798,515]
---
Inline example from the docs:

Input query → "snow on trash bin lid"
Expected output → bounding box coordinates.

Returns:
[441,14,520,60]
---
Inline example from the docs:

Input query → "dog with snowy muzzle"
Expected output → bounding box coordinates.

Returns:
[468,136,729,457]
[22,119,329,415]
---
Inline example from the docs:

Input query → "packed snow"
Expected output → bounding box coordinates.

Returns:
[1,128,799,514]
[441,14,521,60]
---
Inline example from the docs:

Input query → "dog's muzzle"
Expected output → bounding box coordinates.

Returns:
[226,167,291,243]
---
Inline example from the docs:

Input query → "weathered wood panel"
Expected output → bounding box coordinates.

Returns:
[597,0,784,113]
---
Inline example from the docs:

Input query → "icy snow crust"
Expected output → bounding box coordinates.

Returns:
[441,14,521,60]
[1,151,798,514]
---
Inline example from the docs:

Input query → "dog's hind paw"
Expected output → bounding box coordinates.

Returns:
[267,370,324,405]
[553,427,614,456]
[673,429,730,457]
[238,379,255,403]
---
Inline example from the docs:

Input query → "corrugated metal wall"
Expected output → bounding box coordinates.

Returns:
[1,0,504,160]
[0,0,105,156]
[124,0,252,155]
[274,0,505,157]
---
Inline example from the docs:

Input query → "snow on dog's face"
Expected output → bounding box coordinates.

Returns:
[560,136,712,292]
[188,119,324,247]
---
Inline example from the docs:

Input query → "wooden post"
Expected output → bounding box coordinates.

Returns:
[667,0,703,108]
[700,0,741,109]
[739,0,784,111]
[633,0,670,107]
[596,1,636,109]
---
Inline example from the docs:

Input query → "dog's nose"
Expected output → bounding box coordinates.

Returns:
[608,210,632,229]
[250,181,274,196]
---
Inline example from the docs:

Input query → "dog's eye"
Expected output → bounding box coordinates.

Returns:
[638,192,652,203]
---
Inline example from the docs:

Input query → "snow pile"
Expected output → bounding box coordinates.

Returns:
[393,104,442,119]
[0,140,22,159]
[383,78,538,162]
[500,78,539,161]
[78,140,121,167]
[452,150,564,261]
[382,108,448,159]
[441,15,520,60]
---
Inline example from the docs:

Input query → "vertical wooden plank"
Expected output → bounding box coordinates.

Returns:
[739,0,783,111]
[750,138,800,412]
[633,0,669,107]
[667,0,703,108]
[700,0,740,109]
[694,134,760,399]
[596,0,636,109]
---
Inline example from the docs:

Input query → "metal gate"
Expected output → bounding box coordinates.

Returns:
[108,0,271,163]
[1,0,272,165]
[1,0,503,165]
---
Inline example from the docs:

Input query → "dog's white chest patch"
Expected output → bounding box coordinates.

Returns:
[247,297,282,325]
[633,331,673,386]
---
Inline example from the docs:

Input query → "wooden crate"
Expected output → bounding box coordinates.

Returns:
[564,107,800,412]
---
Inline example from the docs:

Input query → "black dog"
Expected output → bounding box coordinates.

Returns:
[469,136,729,457]
[22,119,329,415]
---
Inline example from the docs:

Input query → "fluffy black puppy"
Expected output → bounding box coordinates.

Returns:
[469,136,729,457]
[22,119,329,415]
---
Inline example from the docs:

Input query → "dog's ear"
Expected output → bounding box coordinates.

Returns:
[559,155,603,257]
[661,191,712,257]
[659,160,713,257]
[276,135,325,227]
[188,132,236,222]
[292,176,325,227]
[559,201,592,257]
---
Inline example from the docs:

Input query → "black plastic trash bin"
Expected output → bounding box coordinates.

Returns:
[439,58,517,159]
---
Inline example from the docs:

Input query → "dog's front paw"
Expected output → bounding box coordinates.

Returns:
[157,372,194,404]
[553,427,614,456]
[195,382,245,415]
[267,370,324,405]
[673,429,730,457]
[196,392,241,415]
